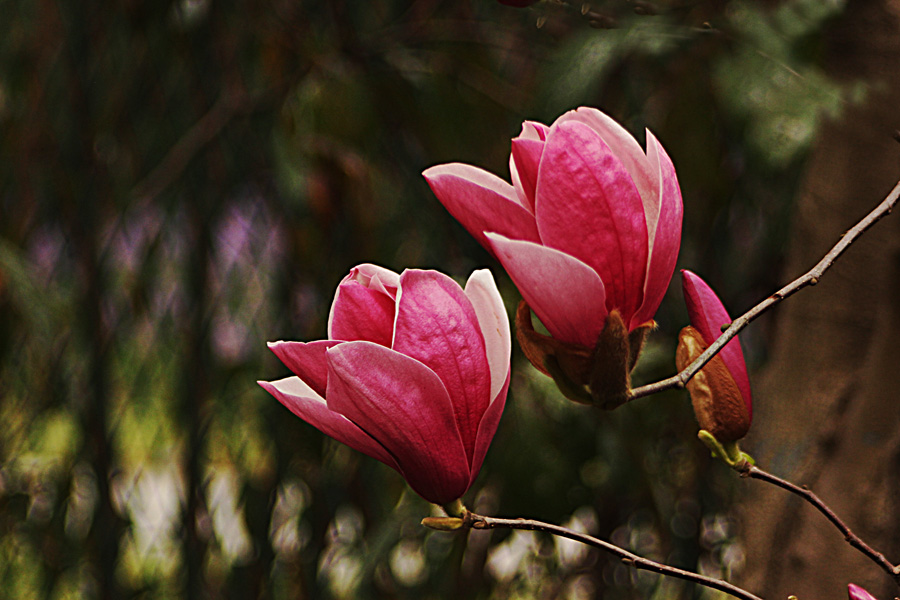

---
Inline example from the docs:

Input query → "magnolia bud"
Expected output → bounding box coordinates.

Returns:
[676,326,750,442]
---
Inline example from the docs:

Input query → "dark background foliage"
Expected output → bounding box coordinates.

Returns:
[0,1,863,598]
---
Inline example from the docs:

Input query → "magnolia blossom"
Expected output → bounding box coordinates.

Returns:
[424,107,682,349]
[259,264,511,505]
[678,270,752,442]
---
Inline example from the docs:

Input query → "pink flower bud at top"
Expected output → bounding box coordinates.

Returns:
[424,107,682,405]
[259,264,511,505]
[677,270,752,442]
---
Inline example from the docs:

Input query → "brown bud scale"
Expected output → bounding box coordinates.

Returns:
[676,326,750,442]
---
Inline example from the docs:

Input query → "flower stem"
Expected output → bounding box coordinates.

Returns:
[442,498,466,518]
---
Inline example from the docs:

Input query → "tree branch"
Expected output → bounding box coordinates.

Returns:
[737,463,900,586]
[630,178,900,401]
[461,511,765,600]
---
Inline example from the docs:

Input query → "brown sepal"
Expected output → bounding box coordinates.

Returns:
[515,301,594,385]
[627,321,655,372]
[676,326,750,442]
[515,302,653,409]
[589,310,632,409]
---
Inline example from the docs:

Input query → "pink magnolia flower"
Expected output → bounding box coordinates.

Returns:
[848,584,879,600]
[678,270,752,441]
[259,264,511,505]
[423,107,682,350]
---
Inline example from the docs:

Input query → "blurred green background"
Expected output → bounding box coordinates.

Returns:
[0,1,859,598]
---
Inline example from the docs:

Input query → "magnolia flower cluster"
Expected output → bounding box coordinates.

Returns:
[261,106,753,506]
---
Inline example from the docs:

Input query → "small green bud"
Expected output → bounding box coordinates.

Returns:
[421,517,464,531]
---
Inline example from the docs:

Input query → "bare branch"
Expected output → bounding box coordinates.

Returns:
[630,178,900,401]
[463,511,765,600]
[737,463,900,586]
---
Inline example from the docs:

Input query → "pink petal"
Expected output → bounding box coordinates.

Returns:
[848,584,879,600]
[521,120,550,141]
[631,132,683,328]
[463,269,512,402]
[556,108,658,209]
[508,121,549,210]
[325,341,471,504]
[327,276,396,346]
[423,163,541,257]
[258,376,399,469]
[681,270,752,419]
[534,120,649,323]
[485,232,607,348]
[510,137,545,212]
[345,263,401,294]
[392,270,491,463]
[468,370,510,488]
[267,340,340,397]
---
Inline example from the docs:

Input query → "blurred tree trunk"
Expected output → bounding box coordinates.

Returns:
[60,4,125,598]
[740,1,900,598]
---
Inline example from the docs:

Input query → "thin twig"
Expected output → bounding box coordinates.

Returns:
[737,463,900,585]
[464,511,764,600]
[630,178,900,401]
